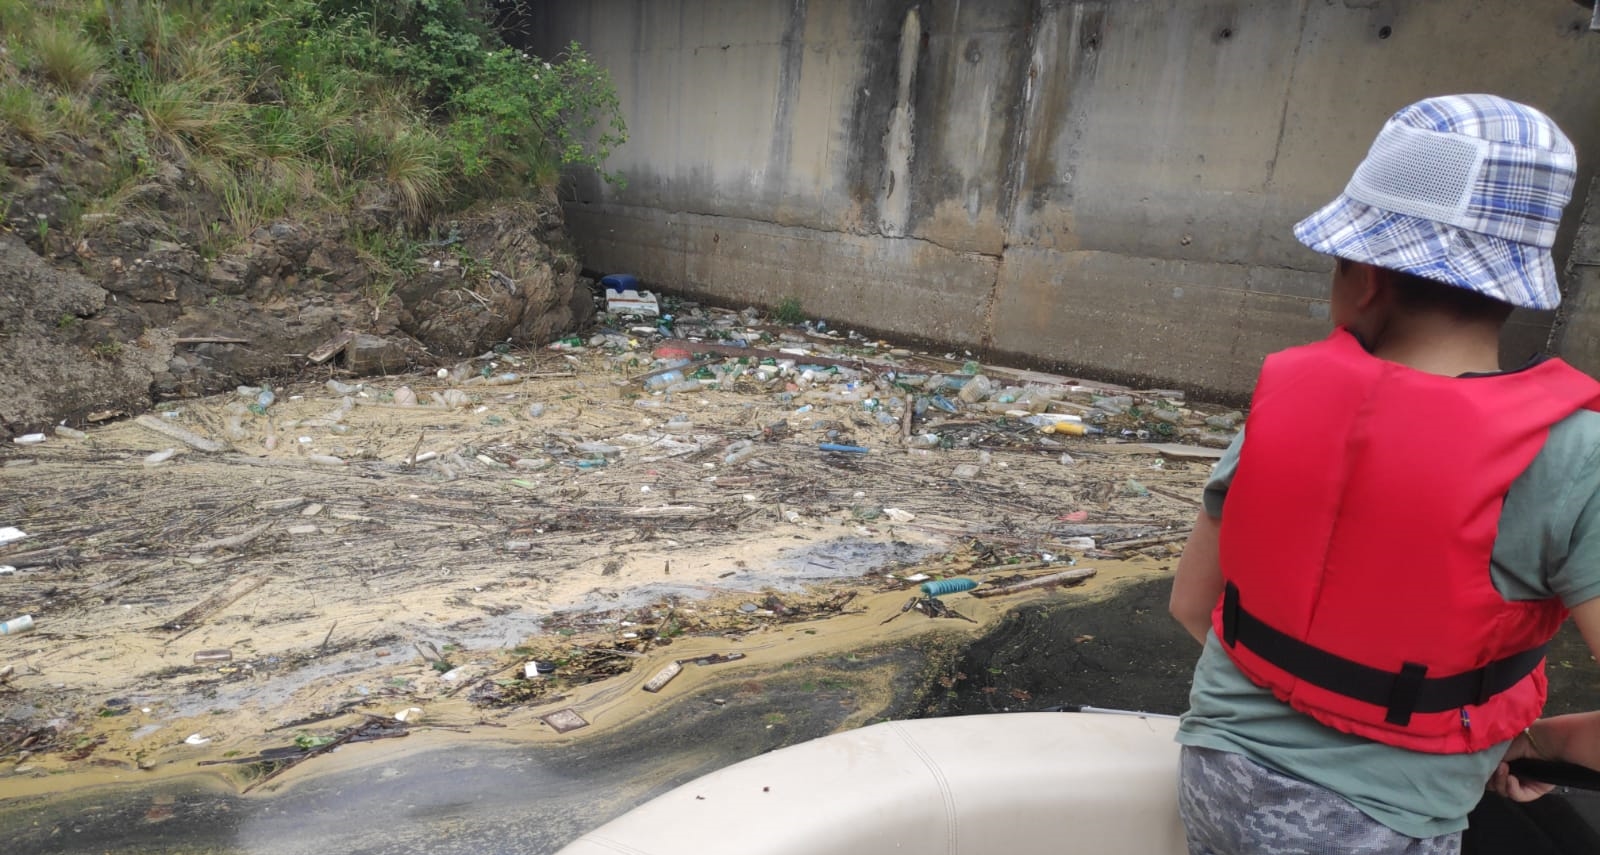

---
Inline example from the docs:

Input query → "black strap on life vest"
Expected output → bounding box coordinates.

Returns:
[1221,582,1549,727]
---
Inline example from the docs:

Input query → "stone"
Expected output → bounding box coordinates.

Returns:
[343,334,410,375]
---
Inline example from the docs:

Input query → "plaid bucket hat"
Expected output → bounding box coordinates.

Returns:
[1294,94,1578,310]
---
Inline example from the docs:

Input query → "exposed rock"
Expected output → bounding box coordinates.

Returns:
[0,174,586,431]
[343,334,414,375]
[0,233,167,435]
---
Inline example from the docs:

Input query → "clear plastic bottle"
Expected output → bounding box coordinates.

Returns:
[249,386,275,415]
[958,375,993,404]
[723,440,756,465]
[644,370,685,391]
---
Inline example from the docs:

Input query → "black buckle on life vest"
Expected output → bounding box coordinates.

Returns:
[1385,663,1428,726]
[1222,583,1550,726]
[1222,582,1241,647]
[1475,659,1502,706]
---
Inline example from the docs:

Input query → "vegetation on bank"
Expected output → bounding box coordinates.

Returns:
[0,0,626,254]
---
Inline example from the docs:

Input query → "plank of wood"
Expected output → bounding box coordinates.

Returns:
[306,330,357,364]
[1100,530,1192,551]
[1140,443,1228,461]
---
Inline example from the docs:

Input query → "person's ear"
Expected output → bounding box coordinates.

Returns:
[1351,262,1388,313]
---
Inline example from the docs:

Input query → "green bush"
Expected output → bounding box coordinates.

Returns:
[0,0,626,239]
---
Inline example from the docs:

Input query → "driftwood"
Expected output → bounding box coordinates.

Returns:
[175,336,250,345]
[189,523,273,552]
[970,567,1098,598]
[155,574,269,632]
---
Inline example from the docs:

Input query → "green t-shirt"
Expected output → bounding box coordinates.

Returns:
[1177,413,1600,838]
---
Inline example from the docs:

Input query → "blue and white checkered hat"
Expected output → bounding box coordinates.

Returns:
[1294,94,1578,310]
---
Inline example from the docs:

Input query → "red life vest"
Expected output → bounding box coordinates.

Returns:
[1213,328,1600,754]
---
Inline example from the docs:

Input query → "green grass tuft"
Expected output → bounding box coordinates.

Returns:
[28,20,105,92]
[0,81,59,142]
[773,297,805,325]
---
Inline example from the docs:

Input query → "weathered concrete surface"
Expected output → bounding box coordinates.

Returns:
[1556,176,1600,375]
[527,0,1600,397]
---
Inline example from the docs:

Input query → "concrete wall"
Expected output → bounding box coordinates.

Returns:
[527,0,1600,398]
[1556,176,1600,374]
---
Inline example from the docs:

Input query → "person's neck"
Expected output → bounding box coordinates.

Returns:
[1361,313,1505,376]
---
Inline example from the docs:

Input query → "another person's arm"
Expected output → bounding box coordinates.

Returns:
[1489,598,1600,801]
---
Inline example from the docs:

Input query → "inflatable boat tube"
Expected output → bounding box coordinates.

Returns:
[555,711,1186,855]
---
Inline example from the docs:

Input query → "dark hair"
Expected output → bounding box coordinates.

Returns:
[1337,258,1515,322]
[1386,269,1515,322]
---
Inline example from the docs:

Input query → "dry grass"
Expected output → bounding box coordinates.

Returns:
[382,128,448,225]
[28,20,105,92]
[0,81,60,143]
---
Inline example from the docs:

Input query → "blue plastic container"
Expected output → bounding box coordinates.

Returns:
[920,578,979,598]
[601,273,639,293]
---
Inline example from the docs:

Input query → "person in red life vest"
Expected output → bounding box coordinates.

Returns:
[1168,94,1600,854]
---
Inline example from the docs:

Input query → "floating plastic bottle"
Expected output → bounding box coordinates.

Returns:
[249,386,276,415]
[723,440,756,465]
[1042,422,1103,437]
[958,375,994,404]
[144,448,177,467]
[644,370,685,391]
[1024,413,1083,427]
[0,614,34,635]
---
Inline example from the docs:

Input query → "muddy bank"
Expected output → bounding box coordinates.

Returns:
[929,574,1600,720]
[924,574,1196,717]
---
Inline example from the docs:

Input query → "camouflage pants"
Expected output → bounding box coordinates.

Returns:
[1178,746,1461,855]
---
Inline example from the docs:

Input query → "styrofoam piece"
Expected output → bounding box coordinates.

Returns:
[607,289,660,317]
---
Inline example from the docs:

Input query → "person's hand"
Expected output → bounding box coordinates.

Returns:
[1487,729,1557,802]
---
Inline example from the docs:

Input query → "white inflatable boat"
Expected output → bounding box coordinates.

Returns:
[554,710,1186,855]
